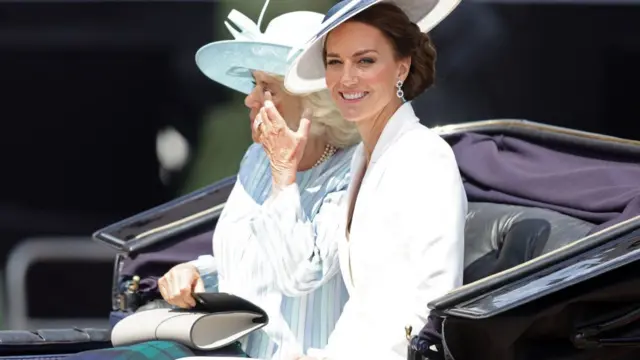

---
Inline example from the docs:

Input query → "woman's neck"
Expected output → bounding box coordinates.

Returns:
[298,135,327,171]
[357,100,403,163]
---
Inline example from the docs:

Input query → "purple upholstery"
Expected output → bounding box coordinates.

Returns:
[120,230,213,277]
[451,133,640,234]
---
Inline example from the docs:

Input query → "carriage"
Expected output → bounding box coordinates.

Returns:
[1,119,639,360]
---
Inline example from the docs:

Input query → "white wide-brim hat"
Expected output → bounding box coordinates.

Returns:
[283,0,461,94]
[195,8,325,95]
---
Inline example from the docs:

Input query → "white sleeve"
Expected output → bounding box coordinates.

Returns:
[401,150,466,351]
[187,255,216,275]
[376,150,466,359]
[249,183,348,297]
[187,255,219,292]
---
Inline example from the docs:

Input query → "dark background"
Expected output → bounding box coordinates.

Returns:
[0,0,638,328]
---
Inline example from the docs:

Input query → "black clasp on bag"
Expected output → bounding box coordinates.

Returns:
[572,305,640,349]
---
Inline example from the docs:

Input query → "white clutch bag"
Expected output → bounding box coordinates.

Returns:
[111,292,268,350]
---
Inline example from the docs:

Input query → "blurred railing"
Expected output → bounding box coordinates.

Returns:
[3,237,117,330]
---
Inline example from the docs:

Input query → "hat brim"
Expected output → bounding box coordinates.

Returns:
[196,40,294,95]
[284,0,461,94]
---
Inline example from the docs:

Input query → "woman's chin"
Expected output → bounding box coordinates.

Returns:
[336,97,379,123]
[341,109,368,123]
[335,104,361,122]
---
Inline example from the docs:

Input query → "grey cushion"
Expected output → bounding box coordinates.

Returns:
[463,202,595,284]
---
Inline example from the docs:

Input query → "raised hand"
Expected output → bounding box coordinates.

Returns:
[255,91,311,188]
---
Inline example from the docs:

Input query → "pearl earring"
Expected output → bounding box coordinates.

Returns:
[396,80,406,102]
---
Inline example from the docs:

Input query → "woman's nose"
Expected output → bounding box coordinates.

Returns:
[340,64,358,86]
[244,88,263,108]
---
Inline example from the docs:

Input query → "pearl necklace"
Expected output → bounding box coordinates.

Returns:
[313,143,338,168]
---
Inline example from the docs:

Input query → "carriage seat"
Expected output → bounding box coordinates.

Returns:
[0,328,111,356]
[462,202,595,284]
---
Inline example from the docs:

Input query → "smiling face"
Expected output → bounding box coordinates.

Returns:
[244,71,303,141]
[324,21,410,123]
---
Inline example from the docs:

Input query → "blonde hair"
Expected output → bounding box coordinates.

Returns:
[274,76,360,148]
[301,89,361,148]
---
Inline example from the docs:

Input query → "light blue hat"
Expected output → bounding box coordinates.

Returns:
[195,0,325,95]
[284,0,461,94]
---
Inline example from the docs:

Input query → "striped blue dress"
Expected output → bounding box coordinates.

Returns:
[190,143,355,359]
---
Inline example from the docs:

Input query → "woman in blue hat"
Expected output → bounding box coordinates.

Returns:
[157,3,362,359]
[256,0,466,359]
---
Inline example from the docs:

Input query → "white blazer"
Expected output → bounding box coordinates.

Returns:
[309,102,468,360]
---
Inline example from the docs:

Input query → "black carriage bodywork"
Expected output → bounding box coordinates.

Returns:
[1,119,638,359]
[415,121,640,360]
[420,222,640,360]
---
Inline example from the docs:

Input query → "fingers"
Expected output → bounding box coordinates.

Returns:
[257,108,268,143]
[259,107,269,129]
[293,108,311,158]
[174,271,197,308]
[253,113,264,133]
[193,277,206,293]
[180,286,196,308]
[297,108,312,138]
[252,114,263,143]
[262,91,285,127]
[263,90,273,104]
[159,265,200,309]
[158,275,169,301]
[301,108,312,120]
[168,273,190,308]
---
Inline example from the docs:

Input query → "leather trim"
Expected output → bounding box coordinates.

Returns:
[92,176,235,255]
[430,215,640,310]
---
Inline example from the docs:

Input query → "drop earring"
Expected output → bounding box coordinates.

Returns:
[396,80,406,102]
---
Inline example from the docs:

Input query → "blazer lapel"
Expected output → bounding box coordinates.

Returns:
[340,143,366,292]
[345,144,366,235]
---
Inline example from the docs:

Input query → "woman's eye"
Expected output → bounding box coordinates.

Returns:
[359,57,375,64]
[326,59,341,66]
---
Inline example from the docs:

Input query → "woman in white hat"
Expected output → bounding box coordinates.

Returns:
[157,3,360,359]
[257,0,467,359]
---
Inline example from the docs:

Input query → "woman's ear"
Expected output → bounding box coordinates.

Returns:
[398,56,411,82]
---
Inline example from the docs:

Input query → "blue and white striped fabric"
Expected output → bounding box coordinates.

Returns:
[191,142,356,359]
